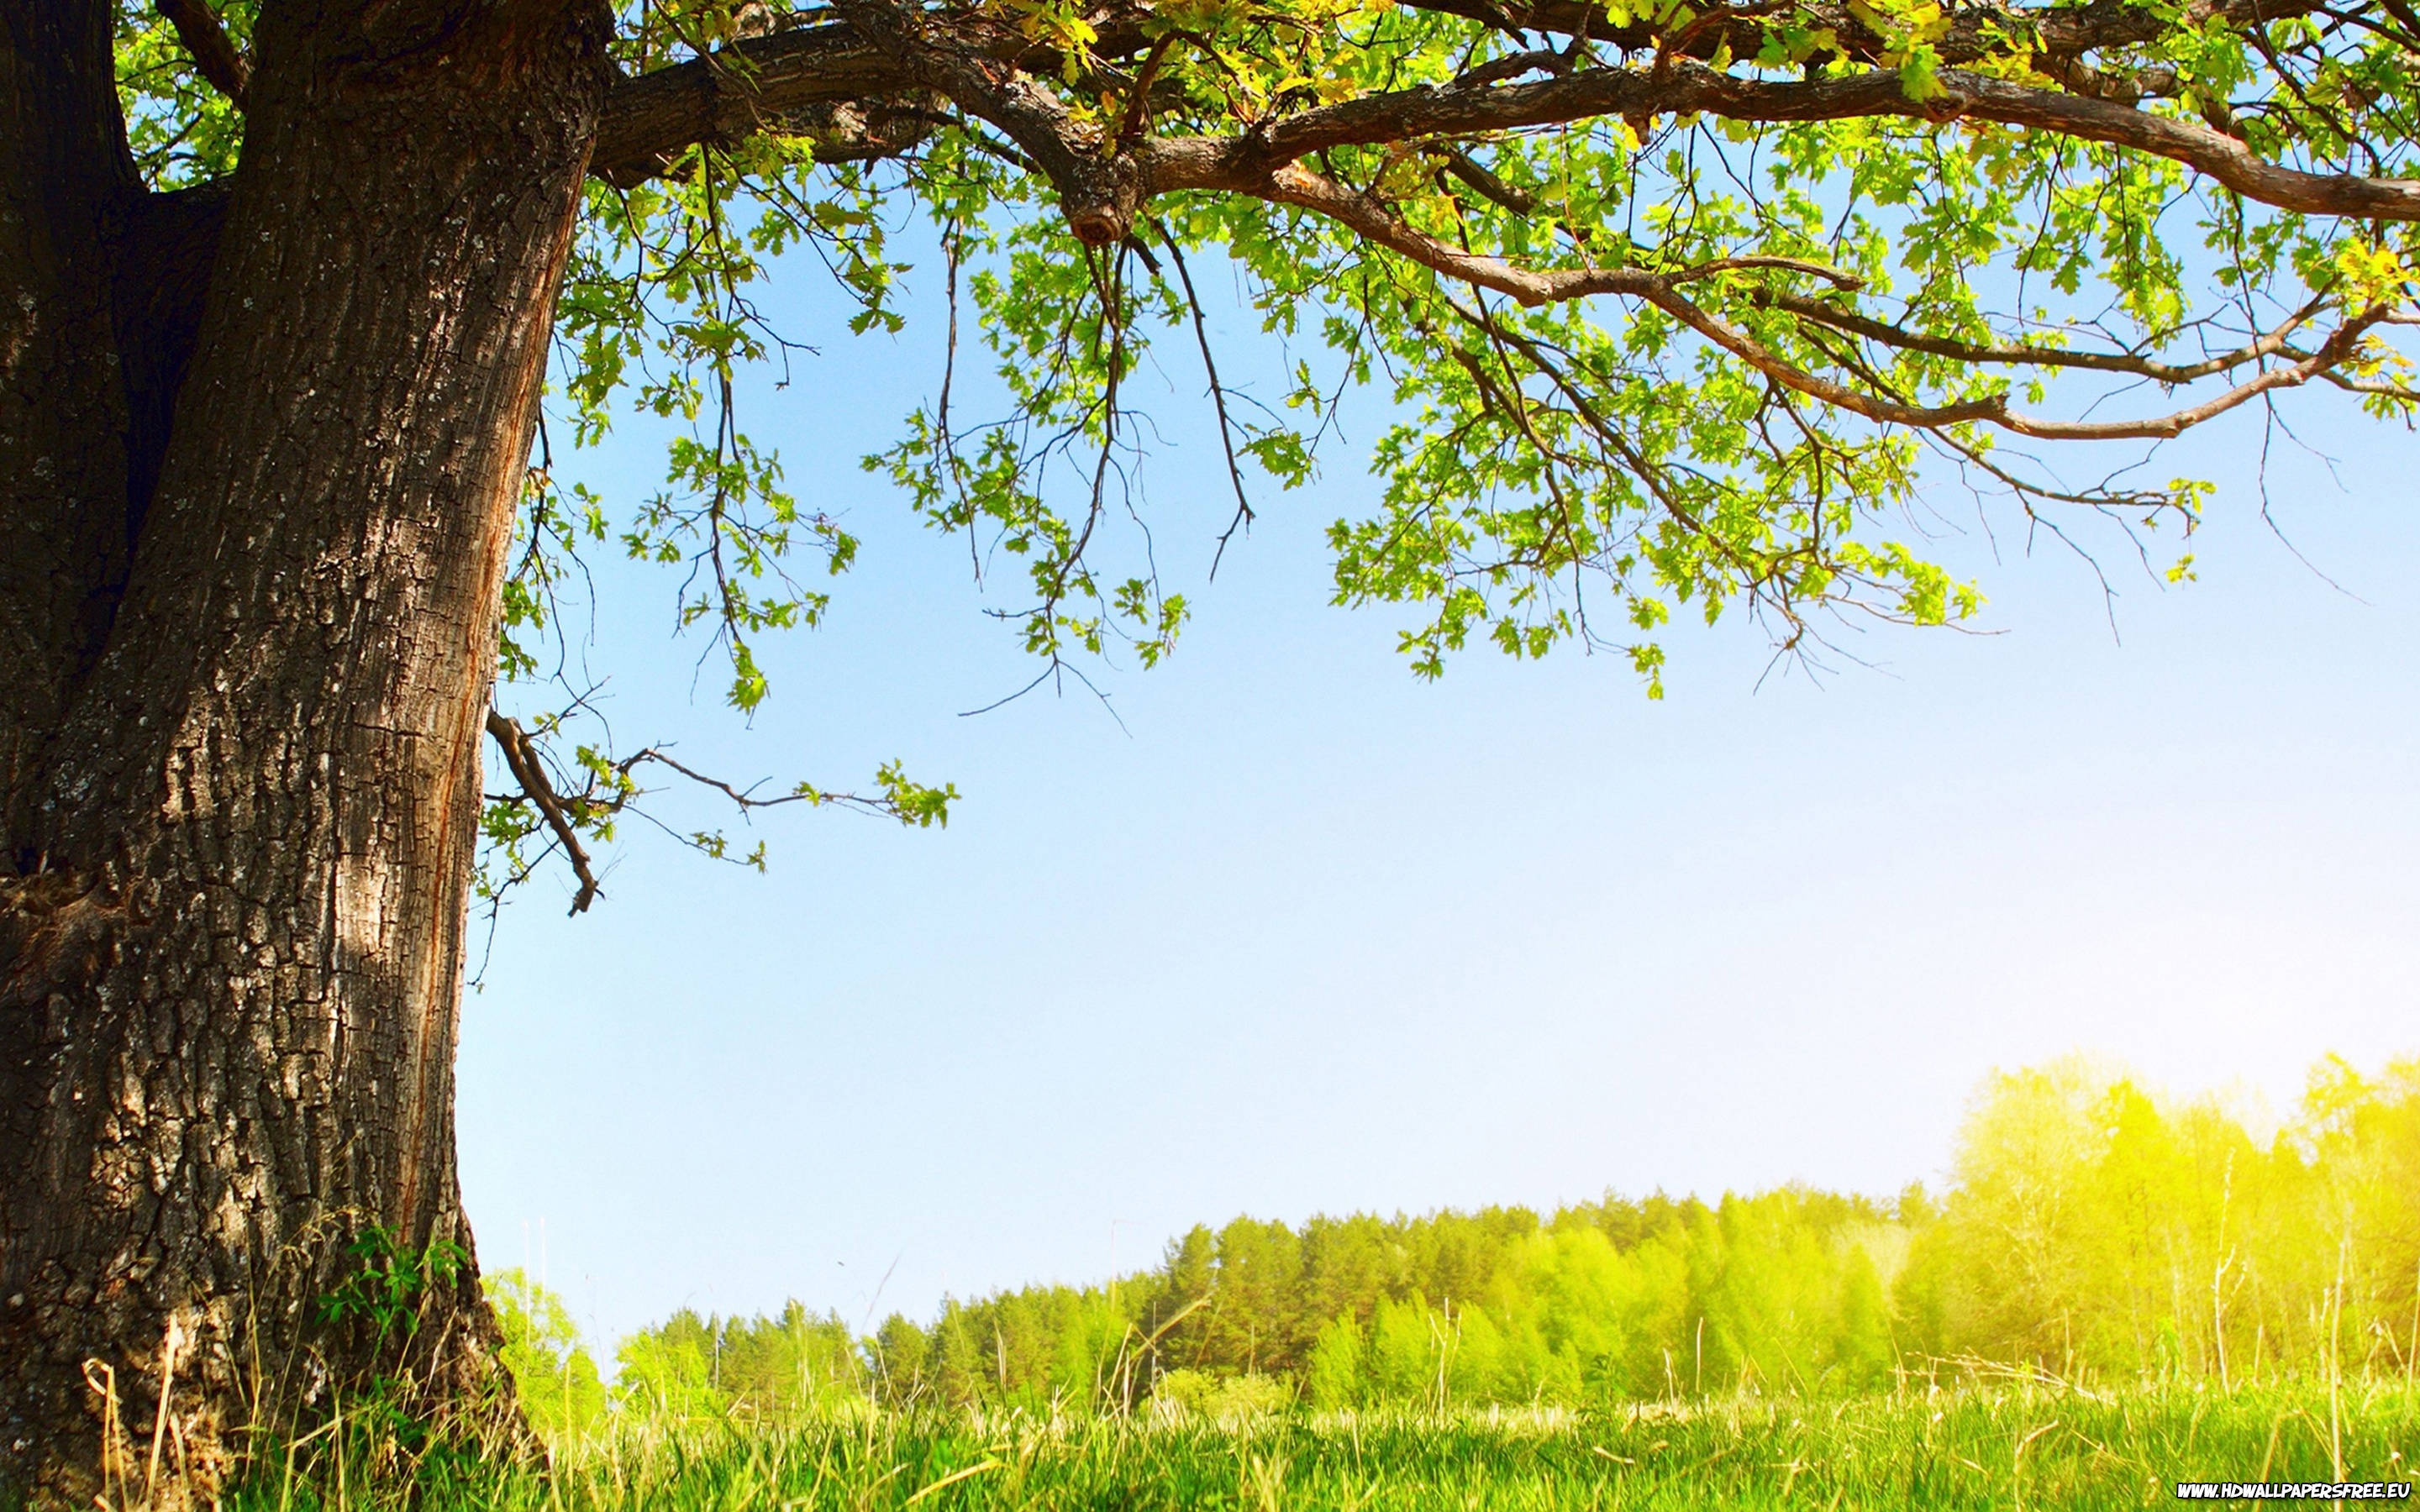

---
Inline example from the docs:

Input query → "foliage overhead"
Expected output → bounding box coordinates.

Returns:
[115,0,2420,904]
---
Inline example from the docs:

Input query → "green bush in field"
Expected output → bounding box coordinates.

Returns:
[1151,1368,1293,1425]
[482,1268,608,1444]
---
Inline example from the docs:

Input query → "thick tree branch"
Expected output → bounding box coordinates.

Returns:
[577,2,2415,428]
[591,11,1144,190]
[155,0,249,108]
[590,0,2405,235]
[1142,61,2420,223]
[592,22,920,182]
[828,0,1144,242]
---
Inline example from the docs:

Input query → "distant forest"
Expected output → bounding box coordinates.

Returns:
[493,1054,2420,1436]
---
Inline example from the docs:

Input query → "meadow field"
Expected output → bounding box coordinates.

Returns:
[229,1382,2417,1510]
[153,1053,2420,1509]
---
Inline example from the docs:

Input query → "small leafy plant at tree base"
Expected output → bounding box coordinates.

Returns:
[319,1228,471,1353]
[281,1229,487,1473]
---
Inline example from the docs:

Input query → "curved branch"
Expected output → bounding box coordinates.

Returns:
[485,711,602,916]
[1178,154,2392,440]
[1647,287,2390,440]
[829,0,1144,242]
[1749,289,2335,383]
[587,0,2385,235]
[592,0,2411,232]
[1144,60,2420,223]
[1439,148,1540,214]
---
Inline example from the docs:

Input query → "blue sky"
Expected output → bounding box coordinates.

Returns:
[456,223,2419,1354]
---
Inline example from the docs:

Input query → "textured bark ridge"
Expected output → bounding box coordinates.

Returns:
[0,2,613,1501]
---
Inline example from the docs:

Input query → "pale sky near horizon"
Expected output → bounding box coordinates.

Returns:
[455,226,2419,1357]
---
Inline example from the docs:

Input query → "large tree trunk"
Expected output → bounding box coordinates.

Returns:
[0,2,612,1501]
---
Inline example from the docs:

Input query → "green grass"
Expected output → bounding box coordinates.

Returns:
[232,1381,2420,1509]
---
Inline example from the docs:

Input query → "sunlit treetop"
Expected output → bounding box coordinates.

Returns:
[117,0,2420,907]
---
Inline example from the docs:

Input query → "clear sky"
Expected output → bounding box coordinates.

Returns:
[456,223,2420,1357]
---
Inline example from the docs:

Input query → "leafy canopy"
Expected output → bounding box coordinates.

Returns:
[113,0,2420,904]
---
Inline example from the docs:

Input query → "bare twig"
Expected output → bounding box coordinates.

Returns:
[1749,288,2337,384]
[1152,223,1258,576]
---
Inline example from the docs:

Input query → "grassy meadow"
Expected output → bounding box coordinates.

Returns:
[201,1052,2420,1507]
[234,1383,2417,1509]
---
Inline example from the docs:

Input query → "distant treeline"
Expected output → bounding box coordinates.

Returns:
[498,1054,2420,1435]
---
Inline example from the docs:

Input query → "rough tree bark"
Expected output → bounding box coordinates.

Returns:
[1,0,613,1500]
